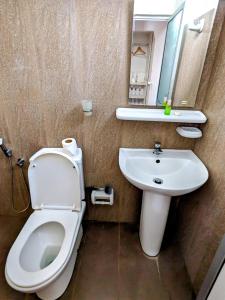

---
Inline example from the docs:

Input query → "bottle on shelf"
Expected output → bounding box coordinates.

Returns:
[164,99,172,115]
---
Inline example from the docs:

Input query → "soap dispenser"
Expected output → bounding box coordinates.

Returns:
[164,99,172,115]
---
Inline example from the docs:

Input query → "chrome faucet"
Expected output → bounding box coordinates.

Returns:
[153,142,163,156]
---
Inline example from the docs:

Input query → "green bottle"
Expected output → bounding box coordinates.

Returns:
[164,99,172,115]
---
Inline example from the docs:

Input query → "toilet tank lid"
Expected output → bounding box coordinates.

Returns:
[28,148,82,211]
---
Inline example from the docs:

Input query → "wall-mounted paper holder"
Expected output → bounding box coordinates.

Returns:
[91,187,114,205]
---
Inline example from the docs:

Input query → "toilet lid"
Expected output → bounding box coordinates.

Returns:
[28,149,81,211]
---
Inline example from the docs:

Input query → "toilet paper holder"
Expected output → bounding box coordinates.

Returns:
[91,186,114,205]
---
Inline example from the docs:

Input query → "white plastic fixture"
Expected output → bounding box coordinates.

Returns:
[91,188,114,205]
[5,147,86,299]
[81,99,93,116]
[116,107,207,123]
[6,206,85,298]
[119,148,208,256]
[188,19,205,33]
[28,149,81,211]
[176,126,202,138]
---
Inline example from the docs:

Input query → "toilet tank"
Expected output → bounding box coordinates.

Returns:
[68,148,85,200]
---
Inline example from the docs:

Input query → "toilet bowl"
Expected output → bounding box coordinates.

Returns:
[5,147,85,300]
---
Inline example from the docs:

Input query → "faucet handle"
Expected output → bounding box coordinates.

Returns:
[154,142,161,149]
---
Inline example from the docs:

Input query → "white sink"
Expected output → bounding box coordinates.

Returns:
[119,148,208,196]
[119,148,208,256]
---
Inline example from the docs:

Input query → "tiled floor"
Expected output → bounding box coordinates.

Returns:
[0,217,194,300]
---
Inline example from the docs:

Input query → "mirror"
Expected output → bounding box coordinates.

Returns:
[129,0,219,107]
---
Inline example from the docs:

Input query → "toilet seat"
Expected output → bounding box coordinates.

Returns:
[5,209,80,291]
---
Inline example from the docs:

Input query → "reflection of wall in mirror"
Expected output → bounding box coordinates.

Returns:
[130,32,153,83]
[129,32,153,104]
[185,0,218,21]
[134,0,180,16]
[134,20,167,105]
[171,0,219,107]
[173,8,216,107]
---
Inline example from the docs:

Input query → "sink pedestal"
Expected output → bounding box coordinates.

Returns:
[139,191,171,256]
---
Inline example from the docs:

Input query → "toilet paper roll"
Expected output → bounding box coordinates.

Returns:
[62,138,78,156]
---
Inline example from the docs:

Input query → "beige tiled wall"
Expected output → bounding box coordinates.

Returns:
[178,0,225,292]
[1,0,225,296]
[0,0,195,222]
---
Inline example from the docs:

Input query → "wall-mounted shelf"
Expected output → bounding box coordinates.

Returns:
[116,108,207,124]
[129,96,145,99]
[128,99,145,105]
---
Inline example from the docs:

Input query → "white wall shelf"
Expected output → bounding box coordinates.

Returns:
[116,108,207,124]
[129,96,145,99]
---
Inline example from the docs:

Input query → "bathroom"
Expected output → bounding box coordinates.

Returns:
[0,0,225,299]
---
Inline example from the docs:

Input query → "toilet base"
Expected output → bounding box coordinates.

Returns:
[37,225,83,300]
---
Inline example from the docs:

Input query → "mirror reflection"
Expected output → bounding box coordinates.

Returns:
[129,0,219,107]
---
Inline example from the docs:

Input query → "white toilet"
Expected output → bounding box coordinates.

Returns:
[5,147,86,300]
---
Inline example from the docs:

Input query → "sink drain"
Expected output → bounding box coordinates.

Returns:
[153,178,163,184]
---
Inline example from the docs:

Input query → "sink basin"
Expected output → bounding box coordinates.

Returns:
[119,148,208,196]
[119,148,208,256]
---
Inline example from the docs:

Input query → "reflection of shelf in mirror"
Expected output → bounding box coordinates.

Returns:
[129,96,145,99]
[116,108,207,124]
[130,82,147,86]
[129,102,146,106]
[128,99,145,105]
